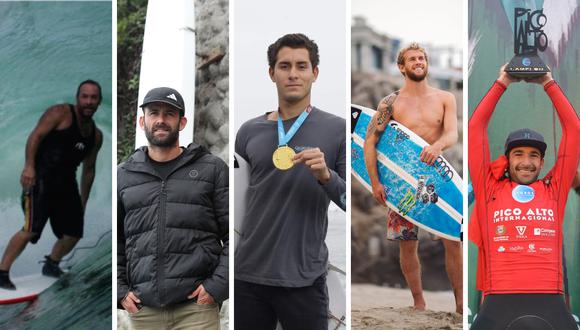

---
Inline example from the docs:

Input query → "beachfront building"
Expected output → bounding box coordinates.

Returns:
[351,16,462,93]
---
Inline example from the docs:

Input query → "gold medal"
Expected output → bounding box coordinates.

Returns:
[272,145,295,170]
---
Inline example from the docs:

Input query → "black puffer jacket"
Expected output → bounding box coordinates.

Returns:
[117,144,228,308]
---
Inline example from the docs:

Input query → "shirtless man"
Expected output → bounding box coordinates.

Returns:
[364,42,462,313]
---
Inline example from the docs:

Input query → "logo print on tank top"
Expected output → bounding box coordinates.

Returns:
[512,185,535,203]
[75,142,86,151]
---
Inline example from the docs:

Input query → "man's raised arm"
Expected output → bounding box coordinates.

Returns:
[468,66,518,190]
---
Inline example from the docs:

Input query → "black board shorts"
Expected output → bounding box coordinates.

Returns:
[21,176,84,244]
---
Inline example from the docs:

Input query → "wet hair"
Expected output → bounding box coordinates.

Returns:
[267,33,319,69]
[396,42,429,66]
[76,79,102,103]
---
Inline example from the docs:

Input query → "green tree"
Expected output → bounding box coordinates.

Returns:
[117,0,147,163]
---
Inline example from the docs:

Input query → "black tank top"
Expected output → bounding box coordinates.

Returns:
[35,104,95,178]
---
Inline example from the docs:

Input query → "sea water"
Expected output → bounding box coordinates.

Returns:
[0,2,112,329]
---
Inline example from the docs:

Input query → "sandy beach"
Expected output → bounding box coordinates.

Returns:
[352,284,462,330]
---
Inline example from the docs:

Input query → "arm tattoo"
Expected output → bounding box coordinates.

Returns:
[367,90,399,137]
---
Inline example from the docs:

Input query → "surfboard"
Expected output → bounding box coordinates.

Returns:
[327,265,346,329]
[135,0,195,147]
[0,274,58,305]
[233,152,249,249]
[351,104,462,241]
[468,183,474,206]
[234,152,346,328]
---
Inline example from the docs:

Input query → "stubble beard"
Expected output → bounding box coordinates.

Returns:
[406,67,428,82]
[509,165,540,185]
[282,87,311,106]
[145,123,179,147]
[77,104,98,119]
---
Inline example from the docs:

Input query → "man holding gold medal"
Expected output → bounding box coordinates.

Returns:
[234,33,346,329]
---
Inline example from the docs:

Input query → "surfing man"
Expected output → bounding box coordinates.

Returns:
[234,33,346,329]
[469,66,579,329]
[0,80,103,290]
[117,87,228,329]
[364,43,462,313]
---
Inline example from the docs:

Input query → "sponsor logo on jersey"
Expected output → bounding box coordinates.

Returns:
[498,246,506,252]
[533,228,555,237]
[516,226,526,236]
[494,236,510,242]
[494,225,509,241]
[527,243,536,253]
[509,245,524,252]
[496,225,506,235]
[539,247,553,253]
[512,185,535,203]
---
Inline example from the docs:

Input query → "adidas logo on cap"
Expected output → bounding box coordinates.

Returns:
[140,87,185,113]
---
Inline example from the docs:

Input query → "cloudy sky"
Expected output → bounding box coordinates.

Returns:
[234,0,347,130]
[352,0,464,49]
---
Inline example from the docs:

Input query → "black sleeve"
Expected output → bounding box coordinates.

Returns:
[117,174,129,309]
[202,159,229,303]
[321,121,346,210]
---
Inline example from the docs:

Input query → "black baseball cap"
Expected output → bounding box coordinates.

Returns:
[139,87,185,115]
[504,128,547,157]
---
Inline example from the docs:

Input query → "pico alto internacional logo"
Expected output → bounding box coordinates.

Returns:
[512,185,535,203]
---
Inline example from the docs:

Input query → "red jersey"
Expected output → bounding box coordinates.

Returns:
[468,80,580,295]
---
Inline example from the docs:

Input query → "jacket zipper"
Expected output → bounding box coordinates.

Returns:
[158,180,166,306]
[122,148,207,306]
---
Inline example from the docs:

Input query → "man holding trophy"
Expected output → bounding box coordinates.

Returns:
[468,7,580,329]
